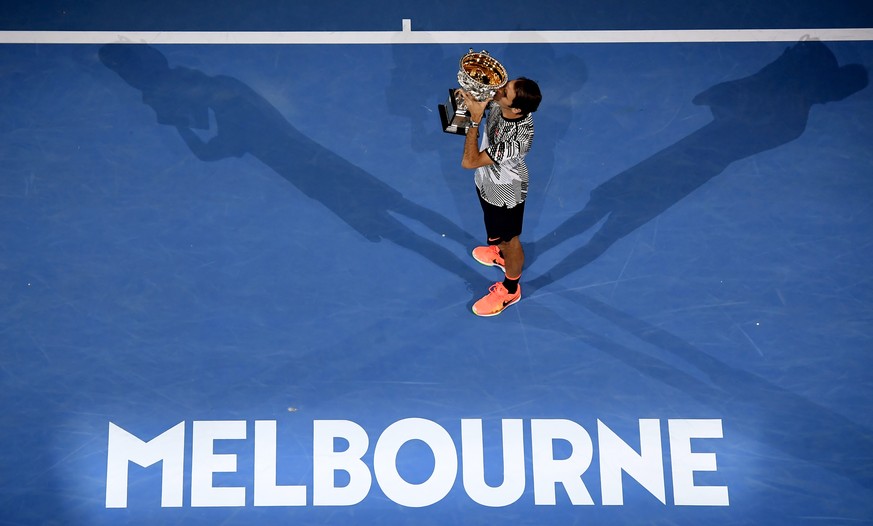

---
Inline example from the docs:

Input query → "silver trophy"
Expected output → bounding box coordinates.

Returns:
[439,49,509,135]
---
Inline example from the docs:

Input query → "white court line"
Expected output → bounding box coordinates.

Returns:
[1,25,872,44]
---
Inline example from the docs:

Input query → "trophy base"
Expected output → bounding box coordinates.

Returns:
[439,89,471,135]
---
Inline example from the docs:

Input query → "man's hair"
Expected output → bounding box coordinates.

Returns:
[511,77,542,115]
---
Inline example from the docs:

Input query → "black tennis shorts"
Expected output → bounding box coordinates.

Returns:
[478,189,525,243]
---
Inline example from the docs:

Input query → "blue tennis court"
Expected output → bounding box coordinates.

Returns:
[2,2,872,525]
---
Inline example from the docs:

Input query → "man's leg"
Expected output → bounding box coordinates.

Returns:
[499,236,524,280]
[472,196,525,316]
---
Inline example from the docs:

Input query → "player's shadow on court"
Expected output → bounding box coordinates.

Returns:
[99,44,483,287]
[528,39,868,293]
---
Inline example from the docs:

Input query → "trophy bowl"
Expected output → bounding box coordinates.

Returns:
[458,50,508,102]
[439,49,509,135]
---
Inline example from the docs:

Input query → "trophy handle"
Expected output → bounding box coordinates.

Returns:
[453,89,467,111]
[439,89,471,136]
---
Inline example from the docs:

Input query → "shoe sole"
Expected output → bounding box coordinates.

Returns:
[471,249,506,272]
[472,294,521,317]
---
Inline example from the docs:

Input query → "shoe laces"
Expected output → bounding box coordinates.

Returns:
[488,282,507,296]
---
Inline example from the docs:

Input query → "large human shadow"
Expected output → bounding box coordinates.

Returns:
[99,44,484,288]
[528,39,868,293]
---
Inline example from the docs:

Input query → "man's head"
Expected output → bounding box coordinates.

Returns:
[99,44,170,90]
[495,77,542,116]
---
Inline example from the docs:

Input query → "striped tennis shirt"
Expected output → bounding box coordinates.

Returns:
[475,100,535,209]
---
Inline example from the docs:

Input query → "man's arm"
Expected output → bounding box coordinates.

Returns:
[459,90,495,170]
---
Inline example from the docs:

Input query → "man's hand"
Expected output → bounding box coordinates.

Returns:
[458,89,489,123]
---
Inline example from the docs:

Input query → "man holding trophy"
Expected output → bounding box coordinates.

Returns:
[457,73,542,317]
